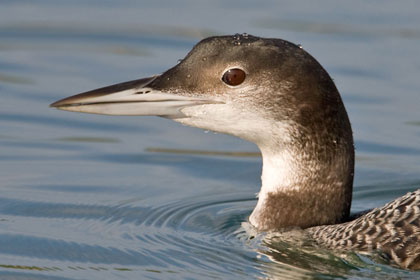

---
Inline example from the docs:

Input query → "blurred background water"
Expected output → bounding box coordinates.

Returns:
[1,0,420,279]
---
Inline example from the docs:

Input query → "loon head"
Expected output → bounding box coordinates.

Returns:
[51,34,354,231]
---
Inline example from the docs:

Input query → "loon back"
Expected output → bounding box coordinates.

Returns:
[308,190,420,269]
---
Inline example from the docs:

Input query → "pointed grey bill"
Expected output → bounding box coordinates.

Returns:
[50,76,222,118]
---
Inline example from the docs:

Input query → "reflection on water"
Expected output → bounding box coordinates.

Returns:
[255,19,420,39]
[146,147,260,157]
[0,73,34,85]
[406,121,420,127]
[56,137,120,143]
[1,0,420,279]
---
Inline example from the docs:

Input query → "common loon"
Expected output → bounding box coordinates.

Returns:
[51,34,420,269]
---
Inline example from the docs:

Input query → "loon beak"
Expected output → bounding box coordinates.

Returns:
[50,76,221,118]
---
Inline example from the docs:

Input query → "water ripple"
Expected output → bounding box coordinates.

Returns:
[0,113,143,132]
[0,193,266,277]
[1,192,414,278]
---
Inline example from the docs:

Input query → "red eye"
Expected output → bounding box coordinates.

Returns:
[222,68,246,86]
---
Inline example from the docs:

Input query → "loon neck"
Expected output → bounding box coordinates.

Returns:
[250,135,354,230]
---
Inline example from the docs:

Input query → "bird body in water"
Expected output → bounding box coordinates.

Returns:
[51,34,420,269]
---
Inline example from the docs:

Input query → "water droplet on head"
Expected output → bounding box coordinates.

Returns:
[186,74,191,78]
[202,57,207,61]
[297,44,303,49]
[177,59,183,63]
[167,77,170,81]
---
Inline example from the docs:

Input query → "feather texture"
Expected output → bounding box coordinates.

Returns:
[308,190,420,269]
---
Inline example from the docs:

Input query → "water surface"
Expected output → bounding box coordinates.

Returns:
[1,1,420,279]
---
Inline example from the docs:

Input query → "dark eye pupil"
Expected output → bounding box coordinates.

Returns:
[222,68,246,86]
